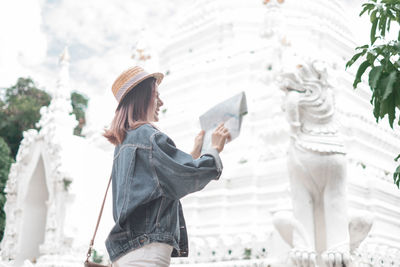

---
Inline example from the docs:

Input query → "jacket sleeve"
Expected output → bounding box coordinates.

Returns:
[150,131,223,199]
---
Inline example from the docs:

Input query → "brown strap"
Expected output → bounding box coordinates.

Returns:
[86,175,112,262]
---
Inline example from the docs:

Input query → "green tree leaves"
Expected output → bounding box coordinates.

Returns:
[353,60,371,88]
[0,137,13,241]
[360,0,400,44]
[0,78,51,158]
[371,14,378,44]
[368,66,383,89]
[347,0,400,188]
[70,91,89,136]
[347,3,400,128]
[382,71,397,101]
[395,154,400,187]
[0,78,90,158]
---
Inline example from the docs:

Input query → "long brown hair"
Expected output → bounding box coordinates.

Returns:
[103,77,156,145]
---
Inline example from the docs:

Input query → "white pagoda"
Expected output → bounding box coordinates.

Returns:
[0,48,115,267]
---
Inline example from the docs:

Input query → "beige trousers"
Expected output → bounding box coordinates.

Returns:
[112,242,173,267]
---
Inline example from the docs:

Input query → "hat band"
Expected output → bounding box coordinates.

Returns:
[115,71,150,102]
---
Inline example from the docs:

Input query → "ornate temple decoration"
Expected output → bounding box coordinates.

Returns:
[0,47,78,266]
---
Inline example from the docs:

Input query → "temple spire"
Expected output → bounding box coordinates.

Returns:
[59,46,70,63]
[36,46,77,136]
[56,46,71,99]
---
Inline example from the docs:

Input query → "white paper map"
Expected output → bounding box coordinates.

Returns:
[199,92,248,153]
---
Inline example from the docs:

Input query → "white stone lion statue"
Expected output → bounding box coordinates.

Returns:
[274,60,372,267]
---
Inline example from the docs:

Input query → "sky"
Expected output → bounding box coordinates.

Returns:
[0,0,187,132]
[0,0,395,134]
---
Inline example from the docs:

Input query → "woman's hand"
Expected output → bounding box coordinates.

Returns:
[191,130,205,159]
[212,123,231,153]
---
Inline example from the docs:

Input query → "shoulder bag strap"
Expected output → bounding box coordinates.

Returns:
[85,175,113,263]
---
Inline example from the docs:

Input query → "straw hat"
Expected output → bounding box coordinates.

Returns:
[111,66,164,103]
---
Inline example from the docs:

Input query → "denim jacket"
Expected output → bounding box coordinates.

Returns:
[105,124,223,262]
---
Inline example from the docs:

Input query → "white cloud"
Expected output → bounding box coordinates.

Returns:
[40,0,183,95]
[0,0,189,133]
[0,0,47,87]
[38,0,189,133]
[43,0,147,52]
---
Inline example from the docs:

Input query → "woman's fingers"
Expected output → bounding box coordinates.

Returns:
[218,124,227,132]
[217,126,229,137]
[215,122,224,131]
[195,131,205,144]
[219,126,229,136]
[225,132,231,142]
[222,129,231,143]
[211,123,231,153]
[191,130,206,159]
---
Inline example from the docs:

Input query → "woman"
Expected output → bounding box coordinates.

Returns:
[103,66,230,267]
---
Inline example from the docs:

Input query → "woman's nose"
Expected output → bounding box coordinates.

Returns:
[159,98,164,107]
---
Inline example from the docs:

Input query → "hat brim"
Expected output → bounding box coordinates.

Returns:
[118,72,164,103]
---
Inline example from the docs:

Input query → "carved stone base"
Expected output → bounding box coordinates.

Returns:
[320,251,351,267]
[289,249,317,267]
